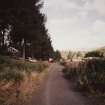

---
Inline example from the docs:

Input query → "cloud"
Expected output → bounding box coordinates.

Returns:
[93,0,105,16]
[42,0,105,50]
[93,20,105,35]
[43,0,82,19]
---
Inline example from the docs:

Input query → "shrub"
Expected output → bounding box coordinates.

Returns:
[63,59,105,94]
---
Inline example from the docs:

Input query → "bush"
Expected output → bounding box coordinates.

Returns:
[63,66,78,79]
[63,59,105,94]
[85,51,104,58]
[82,59,105,93]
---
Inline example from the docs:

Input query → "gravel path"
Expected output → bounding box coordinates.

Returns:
[28,63,91,105]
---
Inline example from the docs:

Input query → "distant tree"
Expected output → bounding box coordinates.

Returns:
[76,51,83,58]
[54,50,62,61]
[85,51,104,58]
[67,51,75,61]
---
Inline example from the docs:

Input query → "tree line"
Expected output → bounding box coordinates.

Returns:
[0,0,54,60]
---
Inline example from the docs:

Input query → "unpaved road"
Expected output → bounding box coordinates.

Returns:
[28,63,91,105]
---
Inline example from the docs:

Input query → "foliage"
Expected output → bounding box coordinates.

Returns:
[0,55,47,82]
[63,59,105,94]
[0,0,54,59]
[85,51,104,58]
[76,51,83,58]
[54,50,62,61]
[67,51,75,61]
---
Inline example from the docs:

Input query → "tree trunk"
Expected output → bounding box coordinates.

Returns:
[22,38,25,60]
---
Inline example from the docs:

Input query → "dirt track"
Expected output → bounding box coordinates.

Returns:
[28,63,91,105]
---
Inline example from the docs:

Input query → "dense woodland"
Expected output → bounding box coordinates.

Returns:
[0,0,54,60]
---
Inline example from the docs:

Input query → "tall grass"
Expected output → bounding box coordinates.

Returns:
[0,55,48,105]
[63,59,105,94]
[0,55,47,82]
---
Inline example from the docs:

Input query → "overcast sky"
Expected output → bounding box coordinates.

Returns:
[42,0,105,51]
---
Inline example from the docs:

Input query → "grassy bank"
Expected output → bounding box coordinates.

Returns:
[0,55,48,105]
[63,59,105,105]
[63,59,105,104]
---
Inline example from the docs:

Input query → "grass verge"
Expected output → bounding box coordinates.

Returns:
[0,55,48,105]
